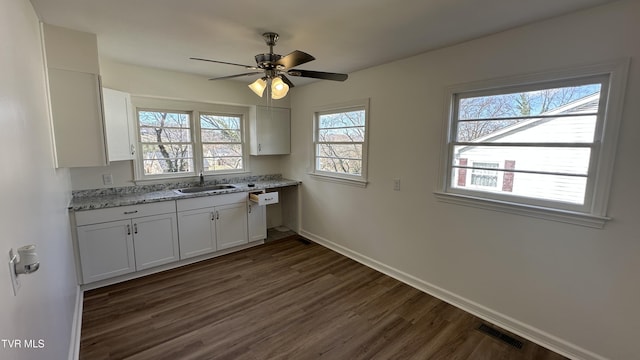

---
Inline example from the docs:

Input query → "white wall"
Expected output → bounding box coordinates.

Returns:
[69,60,289,190]
[286,1,640,359]
[0,0,77,359]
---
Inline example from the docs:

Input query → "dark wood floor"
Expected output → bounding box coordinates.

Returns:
[81,236,567,360]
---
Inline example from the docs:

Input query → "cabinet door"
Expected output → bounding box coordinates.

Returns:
[252,106,290,155]
[77,220,135,283]
[133,213,179,271]
[247,202,267,242]
[216,202,248,250]
[48,68,107,167]
[177,207,217,259]
[103,88,136,161]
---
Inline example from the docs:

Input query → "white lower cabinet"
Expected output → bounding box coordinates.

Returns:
[177,192,248,260]
[247,201,267,242]
[75,191,269,285]
[75,202,179,284]
[133,213,180,271]
[177,208,217,259]
[77,220,135,283]
[216,202,249,250]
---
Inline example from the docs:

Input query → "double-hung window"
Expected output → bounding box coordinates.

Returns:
[138,110,193,175]
[199,113,244,172]
[312,99,370,186]
[437,60,629,227]
[134,98,249,180]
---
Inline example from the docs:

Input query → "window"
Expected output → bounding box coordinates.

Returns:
[134,98,249,180]
[138,110,193,175]
[200,113,243,172]
[437,60,629,227]
[470,162,499,188]
[312,99,369,186]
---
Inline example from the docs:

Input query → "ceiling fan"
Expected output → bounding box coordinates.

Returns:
[190,32,348,99]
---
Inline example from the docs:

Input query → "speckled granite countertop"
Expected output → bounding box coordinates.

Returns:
[69,175,300,211]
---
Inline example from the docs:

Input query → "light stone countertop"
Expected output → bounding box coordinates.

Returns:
[69,177,300,212]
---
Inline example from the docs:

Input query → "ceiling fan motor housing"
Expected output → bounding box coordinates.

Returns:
[192,31,347,83]
[255,53,283,70]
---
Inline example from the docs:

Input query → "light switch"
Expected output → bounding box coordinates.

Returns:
[393,178,401,191]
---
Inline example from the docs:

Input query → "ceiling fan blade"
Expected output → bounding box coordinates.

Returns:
[280,74,295,88]
[191,57,257,69]
[208,72,263,81]
[287,69,348,81]
[275,51,315,70]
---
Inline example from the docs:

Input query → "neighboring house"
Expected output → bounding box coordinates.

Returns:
[453,93,600,205]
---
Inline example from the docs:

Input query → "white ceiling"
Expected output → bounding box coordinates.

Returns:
[29,0,617,86]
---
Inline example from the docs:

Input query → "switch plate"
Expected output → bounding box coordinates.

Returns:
[393,178,401,191]
[8,249,20,296]
[102,173,113,186]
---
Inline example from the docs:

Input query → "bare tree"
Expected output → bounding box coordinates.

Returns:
[200,114,243,170]
[457,84,599,141]
[318,111,364,174]
[139,111,191,173]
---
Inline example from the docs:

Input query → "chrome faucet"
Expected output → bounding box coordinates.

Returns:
[199,171,205,187]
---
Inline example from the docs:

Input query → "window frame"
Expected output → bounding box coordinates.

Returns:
[198,112,245,174]
[132,97,250,182]
[137,108,195,177]
[311,98,370,187]
[435,60,629,228]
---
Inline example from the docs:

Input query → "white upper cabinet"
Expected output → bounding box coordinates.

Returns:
[42,23,108,168]
[249,106,291,155]
[103,88,136,161]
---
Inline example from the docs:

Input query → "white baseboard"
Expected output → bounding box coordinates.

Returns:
[299,229,608,360]
[68,285,83,360]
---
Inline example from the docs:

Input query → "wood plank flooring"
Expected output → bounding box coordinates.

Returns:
[80,236,567,360]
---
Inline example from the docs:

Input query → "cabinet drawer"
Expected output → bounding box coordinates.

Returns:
[249,191,279,206]
[75,201,176,226]
[177,192,247,212]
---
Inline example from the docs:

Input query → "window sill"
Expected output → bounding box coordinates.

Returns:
[433,192,610,228]
[309,173,368,188]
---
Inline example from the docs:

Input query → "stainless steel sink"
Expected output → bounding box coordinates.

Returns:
[174,184,237,194]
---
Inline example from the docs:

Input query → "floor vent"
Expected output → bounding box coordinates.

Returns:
[477,324,524,349]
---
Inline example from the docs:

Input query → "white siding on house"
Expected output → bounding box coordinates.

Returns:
[453,94,600,204]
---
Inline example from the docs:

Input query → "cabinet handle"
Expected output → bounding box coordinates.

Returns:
[124,210,138,215]
[211,212,215,221]
[126,224,131,235]
[130,144,136,155]
[248,204,252,214]
[258,143,262,152]
[133,223,138,234]
[216,211,220,220]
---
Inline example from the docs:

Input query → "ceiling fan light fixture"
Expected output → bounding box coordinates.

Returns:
[248,77,267,97]
[271,76,289,99]
[194,32,347,100]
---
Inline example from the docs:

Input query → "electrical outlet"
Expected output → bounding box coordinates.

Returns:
[102,173,114,186]
[8,249,20,296]
[393,178,401,191]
